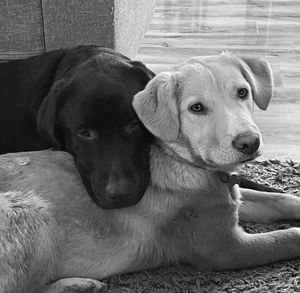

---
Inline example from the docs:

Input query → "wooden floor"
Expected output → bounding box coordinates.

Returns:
[137,0,300,161]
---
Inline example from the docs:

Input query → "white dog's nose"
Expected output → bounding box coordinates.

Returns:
[232,133,260,155]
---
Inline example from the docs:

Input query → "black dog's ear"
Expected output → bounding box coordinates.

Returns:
[36,79,68,149]
[129,61,156,86]
[22,50,65,105]
[1,49,65,113]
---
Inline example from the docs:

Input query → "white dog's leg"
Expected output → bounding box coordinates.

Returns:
[210,227,300,270]
[43,278,107,293]
[239,188,300,223]
[0,191,59,293]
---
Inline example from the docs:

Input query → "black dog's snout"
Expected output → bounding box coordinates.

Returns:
[105,179,135,200]
[232,133,260,155]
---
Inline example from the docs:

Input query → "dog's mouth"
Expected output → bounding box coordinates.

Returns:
[240,157,255,163]
[240,150,262,163]
[202,151,262,172]
[78,168,146,209]
[161,142,262,172]
[81,176,140,209]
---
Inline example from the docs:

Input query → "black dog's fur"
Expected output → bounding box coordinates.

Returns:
[0,45,154,208]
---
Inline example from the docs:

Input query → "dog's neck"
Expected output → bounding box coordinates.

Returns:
[149,142,219,192]
[148,142,241,216]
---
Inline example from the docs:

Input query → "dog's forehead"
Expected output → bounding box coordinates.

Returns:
[176,54,247,97]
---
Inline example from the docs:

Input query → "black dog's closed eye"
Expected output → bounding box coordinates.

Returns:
[126,120,141,134]
[75,129,98,140]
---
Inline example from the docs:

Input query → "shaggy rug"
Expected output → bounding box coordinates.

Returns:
[104,160,300,293]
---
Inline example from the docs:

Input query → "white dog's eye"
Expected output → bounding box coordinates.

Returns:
[189,103,206,114]
[238,88,248,99]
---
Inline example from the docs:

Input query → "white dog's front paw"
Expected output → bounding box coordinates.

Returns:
[43,278,107,293]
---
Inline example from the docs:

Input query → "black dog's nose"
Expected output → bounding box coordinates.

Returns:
[232,133,260,155]
[105,179,135,200]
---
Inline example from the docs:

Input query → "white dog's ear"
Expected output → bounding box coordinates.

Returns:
[132,72,179,142]
[240,57,273,110]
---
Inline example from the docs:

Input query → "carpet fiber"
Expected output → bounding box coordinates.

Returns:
[104,160,300,292]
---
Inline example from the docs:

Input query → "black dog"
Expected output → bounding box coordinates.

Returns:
[0,45,154,208]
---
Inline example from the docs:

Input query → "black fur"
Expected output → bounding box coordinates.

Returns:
[0,45,155,208]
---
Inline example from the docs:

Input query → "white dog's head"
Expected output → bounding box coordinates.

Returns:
[133,53,273,171]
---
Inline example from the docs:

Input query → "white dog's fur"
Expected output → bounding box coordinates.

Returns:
[0,53,300,293]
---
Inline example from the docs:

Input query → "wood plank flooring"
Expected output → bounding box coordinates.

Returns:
[137,0,300,161]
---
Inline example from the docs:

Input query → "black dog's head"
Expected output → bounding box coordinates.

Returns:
[37,47,154,208]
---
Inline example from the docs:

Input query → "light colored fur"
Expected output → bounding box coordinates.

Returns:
[0,54,299,293]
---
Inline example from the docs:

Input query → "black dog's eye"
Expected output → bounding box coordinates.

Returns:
[75,129,96,140]
[189,103,206,114]
[238,88,248,99]
[126,120,141,134]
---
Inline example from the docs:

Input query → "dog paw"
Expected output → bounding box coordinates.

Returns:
[43,278,107,293]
